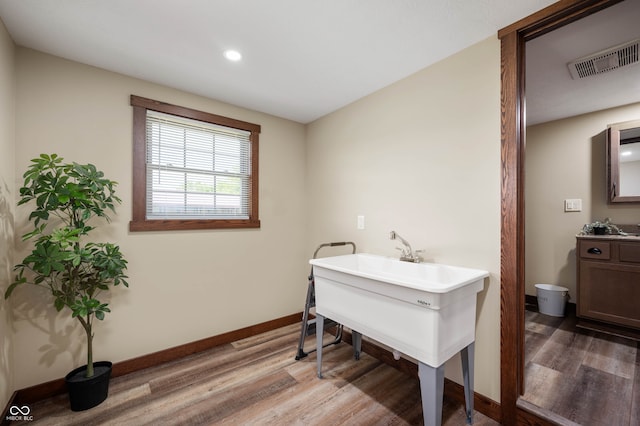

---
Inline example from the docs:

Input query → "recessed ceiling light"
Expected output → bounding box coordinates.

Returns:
[224,50,242,62]
[622,150,632,156]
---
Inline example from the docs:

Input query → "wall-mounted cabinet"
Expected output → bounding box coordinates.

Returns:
[607,119,640,203]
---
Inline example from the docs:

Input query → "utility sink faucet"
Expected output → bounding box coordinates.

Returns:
[389,230,423,263]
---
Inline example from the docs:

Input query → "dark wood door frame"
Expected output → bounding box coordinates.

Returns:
[498,0,623,424]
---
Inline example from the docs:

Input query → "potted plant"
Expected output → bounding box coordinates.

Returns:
[581,217,626,236]
[4,153,128,411]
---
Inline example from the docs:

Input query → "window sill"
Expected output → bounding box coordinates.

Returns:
[129,219,261,232]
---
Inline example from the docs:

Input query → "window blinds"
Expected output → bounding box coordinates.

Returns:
[145,110,252,220]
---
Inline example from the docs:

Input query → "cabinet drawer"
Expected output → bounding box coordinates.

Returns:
[620,243,640,263]
[579,241,611,260]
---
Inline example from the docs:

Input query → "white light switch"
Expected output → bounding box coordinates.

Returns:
[564,199,582,212]
[357,215,365,230]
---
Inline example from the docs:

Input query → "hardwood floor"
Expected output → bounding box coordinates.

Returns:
[23,323,498,425]
[523,306,640,426]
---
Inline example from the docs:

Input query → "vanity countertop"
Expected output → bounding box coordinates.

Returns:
[576,234,640,241]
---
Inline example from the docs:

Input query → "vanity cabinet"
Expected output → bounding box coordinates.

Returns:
[577,236,640,330]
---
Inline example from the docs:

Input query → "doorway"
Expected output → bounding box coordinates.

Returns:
[498,0,626,424]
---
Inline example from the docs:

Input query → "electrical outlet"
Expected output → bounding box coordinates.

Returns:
[357,215,365,230]
[564,199,582,212]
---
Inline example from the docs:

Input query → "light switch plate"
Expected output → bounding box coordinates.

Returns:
[564,199,582,212]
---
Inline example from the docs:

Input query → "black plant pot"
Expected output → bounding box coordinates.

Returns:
[594,226,607,235]
[65,361,112,411]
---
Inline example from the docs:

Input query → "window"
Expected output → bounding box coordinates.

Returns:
[130,95,261,231]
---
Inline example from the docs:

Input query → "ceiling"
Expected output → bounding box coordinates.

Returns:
[0,1,637,125]
[0,0,559,124]
[527,0,640,125]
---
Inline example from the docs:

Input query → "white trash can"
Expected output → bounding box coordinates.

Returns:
[535,284,569,317]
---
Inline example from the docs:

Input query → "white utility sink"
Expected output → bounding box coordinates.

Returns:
[310,253,488,366]
[310,253,489,426]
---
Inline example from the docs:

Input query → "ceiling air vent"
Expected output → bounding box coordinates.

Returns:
[567,38,639,79]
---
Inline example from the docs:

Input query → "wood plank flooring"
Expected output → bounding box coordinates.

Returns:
[22,323,498,425]
[523,307,640,426]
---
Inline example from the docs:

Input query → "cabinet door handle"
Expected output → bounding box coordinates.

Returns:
[587,247,602,255]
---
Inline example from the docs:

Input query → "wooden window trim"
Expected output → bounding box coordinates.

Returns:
[129,95,261,231]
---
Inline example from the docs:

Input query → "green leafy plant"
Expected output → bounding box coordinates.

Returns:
[580,217,627,236]
[5,154,128,378]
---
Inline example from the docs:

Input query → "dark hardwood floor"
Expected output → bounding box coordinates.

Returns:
[21,323,498,425]
[523,306,640,426]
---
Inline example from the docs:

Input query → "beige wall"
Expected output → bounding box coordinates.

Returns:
[525,102,640,300]
[10,48,308,389]
[0,18,16,409]
[306,36,502,401]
